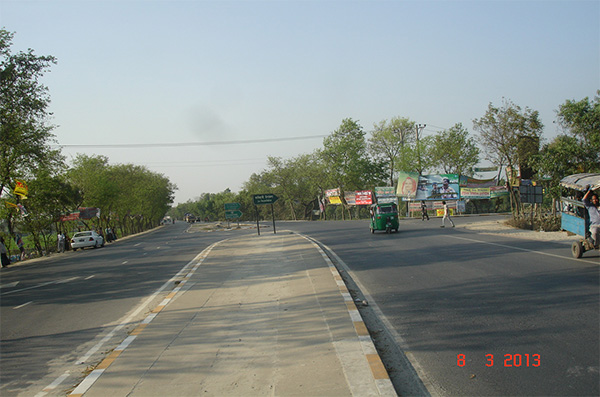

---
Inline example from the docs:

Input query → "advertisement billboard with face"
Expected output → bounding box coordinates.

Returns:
[414,174,459,200]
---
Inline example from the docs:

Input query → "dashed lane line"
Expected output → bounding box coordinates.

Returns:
[1,277,80,296]
[13,301,33,309]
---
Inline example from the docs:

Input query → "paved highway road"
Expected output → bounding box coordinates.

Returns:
[1,216,598,396]
[0,222,253,396]
[281,216,599,396]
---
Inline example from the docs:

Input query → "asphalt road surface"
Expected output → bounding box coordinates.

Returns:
[0,222,253,396]
[281,216,599,396]
[1,216,598,396]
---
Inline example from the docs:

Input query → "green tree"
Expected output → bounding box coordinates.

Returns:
[17,168,81,254]
[531,92,599,205]
[368,117,415,186]
[555,91,600,170]
[428,123,480,176]
[321,118,386,192]
[0,29,62,196]
[68,155,175,236]
[1,29,65,243]
[473,99,543,215]
[262,154,323,220]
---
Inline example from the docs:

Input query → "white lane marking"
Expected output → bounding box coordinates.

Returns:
[122,261,128,264]
[34,370,70,396]
[2,277,80,296]
[69,369,105,395]
[85,275,95,280]
[2,280,59,296]
[446,235,600,264]
[134,243,141,247]
[63,240,225,396]
[56,276,79,284]
[0,281,19,289]
[14,301,33,309]
[75,242,221,365]
[116,335,137,351]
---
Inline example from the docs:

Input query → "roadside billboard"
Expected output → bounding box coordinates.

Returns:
[397,172,419,198]
[414,174,459,200]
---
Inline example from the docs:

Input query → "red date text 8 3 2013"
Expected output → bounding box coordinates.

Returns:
[457,354,541,367]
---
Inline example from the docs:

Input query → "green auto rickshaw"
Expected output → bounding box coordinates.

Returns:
[369,202,399,234]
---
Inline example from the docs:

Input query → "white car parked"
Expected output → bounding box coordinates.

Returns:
[71,231,104,250]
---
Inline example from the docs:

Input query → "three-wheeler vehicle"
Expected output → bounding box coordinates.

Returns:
[369,202,399,234]
[559,173,600,258]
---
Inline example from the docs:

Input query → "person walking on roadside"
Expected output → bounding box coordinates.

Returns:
[15,233,25,260]
[1,237,10,268]
[582,185,600,249]
[421,201,429,221]
[57,232,65,253]
[440,201,455,228]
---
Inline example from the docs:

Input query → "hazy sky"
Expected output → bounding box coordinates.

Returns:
[2,0,599,205]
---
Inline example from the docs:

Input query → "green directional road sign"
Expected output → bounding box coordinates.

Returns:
[224,202,241,211]
[253,194,279,205]
[225,210,242,219]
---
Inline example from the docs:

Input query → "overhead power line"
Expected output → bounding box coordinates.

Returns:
[54,134,328,149]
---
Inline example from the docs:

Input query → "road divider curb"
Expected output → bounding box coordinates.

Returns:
[299,233,397,396]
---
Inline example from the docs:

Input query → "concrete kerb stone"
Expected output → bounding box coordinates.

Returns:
[296,232,398,396]
[299,233,431,397]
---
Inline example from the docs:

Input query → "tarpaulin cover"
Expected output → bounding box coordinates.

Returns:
[559,173,600,191]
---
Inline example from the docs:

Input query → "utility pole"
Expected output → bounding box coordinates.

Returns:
[416,123,426,175]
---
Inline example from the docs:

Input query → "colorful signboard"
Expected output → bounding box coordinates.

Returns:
[355,190,373,205]
[374,186,397,204]
[328,196,342,205]
[344,191,356,205]
[461,187,491,199]
[414,174,459,201]
[14,180,28,198]
[490,185,509,198]
[397,172,419,198]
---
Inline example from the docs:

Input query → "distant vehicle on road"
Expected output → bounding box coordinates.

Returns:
[71,231,104,250]
[369,202,399,234]
[184,214,197,223]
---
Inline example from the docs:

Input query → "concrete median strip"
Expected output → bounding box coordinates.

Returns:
[66,233,396,396]
[68,241,223,397]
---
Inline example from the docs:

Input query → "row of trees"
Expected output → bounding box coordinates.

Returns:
[2,28,598,254]
[170,94,599,223]
[1,30,176,256]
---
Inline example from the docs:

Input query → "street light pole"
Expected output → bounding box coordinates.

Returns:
[416,123,426,174]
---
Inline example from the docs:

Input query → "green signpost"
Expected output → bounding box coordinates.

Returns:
[253,194,279,235]
[224,203,242,228]
[253,194,279,205]
[225,210,242,219]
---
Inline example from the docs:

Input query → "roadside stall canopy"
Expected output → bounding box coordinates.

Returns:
[559,173,600,191]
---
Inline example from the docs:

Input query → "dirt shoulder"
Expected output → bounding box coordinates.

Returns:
[458,216,581,243]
